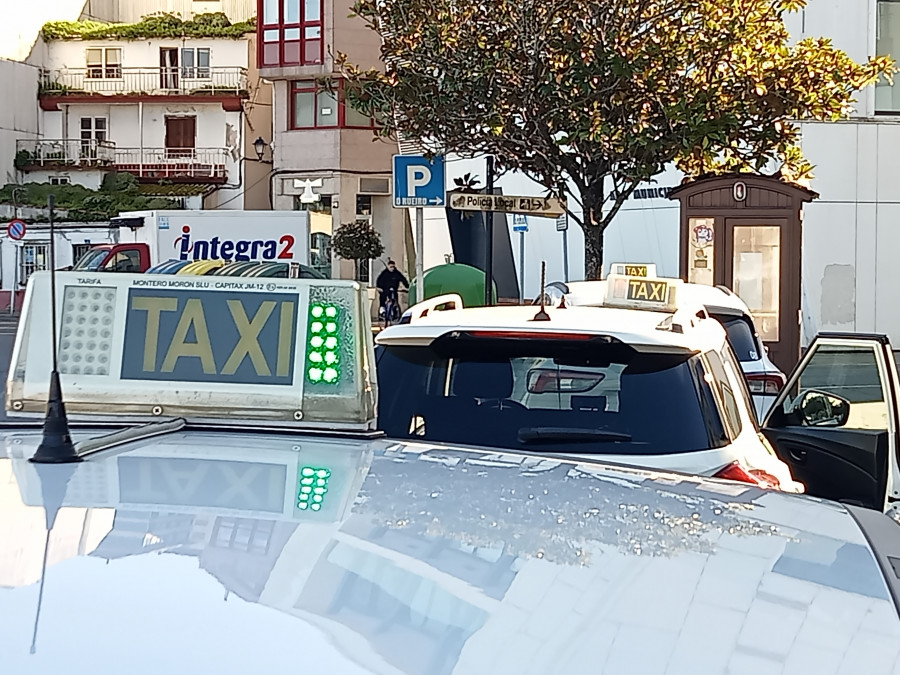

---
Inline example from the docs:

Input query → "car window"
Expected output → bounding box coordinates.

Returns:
[777,343,888,431]
[703,351,743,439]
[721,342,760,428]
[713,314,761,363]
[73,248,109,271]
[376,341,728,455]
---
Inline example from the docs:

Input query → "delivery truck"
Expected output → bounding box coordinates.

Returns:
[71,210,311,273]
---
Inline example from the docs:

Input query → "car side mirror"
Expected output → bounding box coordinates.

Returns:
[793,390,850,427]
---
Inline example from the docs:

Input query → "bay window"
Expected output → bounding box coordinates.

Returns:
[260,0,324,67]
[290,80,381,129]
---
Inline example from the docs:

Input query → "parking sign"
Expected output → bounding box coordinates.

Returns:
[392,155,446,208]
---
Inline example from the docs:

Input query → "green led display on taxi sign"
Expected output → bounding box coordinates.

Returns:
[297,466,331,511]
[306,303,342,384]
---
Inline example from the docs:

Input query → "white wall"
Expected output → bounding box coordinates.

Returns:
[42,36,249,72]
[0,59,41,186]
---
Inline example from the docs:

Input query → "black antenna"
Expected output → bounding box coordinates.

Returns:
[530,261,551,322]
[30,193,79,464]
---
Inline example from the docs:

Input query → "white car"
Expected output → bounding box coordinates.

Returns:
[379,274,802,492]
[555,269,786,420]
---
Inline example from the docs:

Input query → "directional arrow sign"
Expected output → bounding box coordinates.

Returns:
[449,193,565,218]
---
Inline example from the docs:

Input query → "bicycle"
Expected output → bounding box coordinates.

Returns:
[380,288,404,328]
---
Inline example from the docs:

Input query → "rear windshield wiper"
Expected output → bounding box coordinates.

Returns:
[517,427,633,444]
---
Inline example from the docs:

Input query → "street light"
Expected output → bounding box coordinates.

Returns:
[253,136,268,162]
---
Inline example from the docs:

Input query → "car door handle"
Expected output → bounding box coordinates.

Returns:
[789,447,807,464]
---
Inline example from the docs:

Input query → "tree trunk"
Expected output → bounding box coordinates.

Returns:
[583,223,604,279]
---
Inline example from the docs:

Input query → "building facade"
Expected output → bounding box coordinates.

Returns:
[256,0,410,282]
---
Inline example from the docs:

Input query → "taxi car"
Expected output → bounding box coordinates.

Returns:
[378,274,802,492]
[3,272,900,674]
[551,264,786,420]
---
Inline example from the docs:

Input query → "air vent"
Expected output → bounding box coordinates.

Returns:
[358,177,390,195]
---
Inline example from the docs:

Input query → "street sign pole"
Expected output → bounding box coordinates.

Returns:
[484,155,494,307]
[415,207,424,294]
[519,229,525,301]
[562,228,569,282]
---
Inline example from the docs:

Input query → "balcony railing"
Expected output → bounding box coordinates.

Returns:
[40,67,248,97]
[16,140,229,182]
[16,139,116,168]
[114,147,229,181]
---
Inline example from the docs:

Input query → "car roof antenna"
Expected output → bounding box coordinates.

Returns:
[530,261,551,322]
[30,193,80,464]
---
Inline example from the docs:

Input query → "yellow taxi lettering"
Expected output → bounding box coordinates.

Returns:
[161,298,217,374]
[625,265,647,277]
[131,296,178,371]
[648,281,667,301]
[629,280,649,299]
[277,301,295,377]
[222,300,277,376]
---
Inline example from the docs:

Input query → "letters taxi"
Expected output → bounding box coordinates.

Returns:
[3,272,900,674]
[379,273,803,492]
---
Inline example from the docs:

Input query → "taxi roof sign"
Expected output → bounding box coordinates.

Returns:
[6,272,376,430]
[602,274,681,312]
[608,263,657,278]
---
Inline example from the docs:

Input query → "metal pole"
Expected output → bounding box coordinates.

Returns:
[519,229,525,302]
[484,155,494,306]
[415,206,424,300]
[562,228,569,282]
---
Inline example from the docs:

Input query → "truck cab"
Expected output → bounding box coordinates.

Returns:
[72,243,150,273]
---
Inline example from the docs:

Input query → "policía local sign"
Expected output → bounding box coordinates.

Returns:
[449,193,566,218]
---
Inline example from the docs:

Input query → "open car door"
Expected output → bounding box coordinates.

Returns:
[762,333,900,514]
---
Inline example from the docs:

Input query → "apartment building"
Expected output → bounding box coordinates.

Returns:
[256,0,409,281]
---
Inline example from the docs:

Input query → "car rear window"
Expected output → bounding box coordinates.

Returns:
[375,338,728,455]
[715,315,761,363]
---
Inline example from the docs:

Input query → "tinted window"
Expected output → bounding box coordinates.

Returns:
[715,315,761,363]
[376,340,727,455]
[704,351,742,438]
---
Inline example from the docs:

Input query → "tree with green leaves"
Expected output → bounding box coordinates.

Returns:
[339,0,893,277]
[331,219,385,279]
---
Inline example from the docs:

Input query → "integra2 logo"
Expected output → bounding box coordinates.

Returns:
[174,226,295,261]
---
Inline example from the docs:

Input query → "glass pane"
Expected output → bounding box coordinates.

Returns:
[733,225,780,341]
[305,0,322,22]
[86,48,102,66]
[94,118,106,130]
[80,117,92,130]
[284,27,301,40]
[304,39,322,64]
[285,0,301,23]
[687,217,714,285]
[317,89,338,126]
[345,101,371,127]
[263,29,279,41]
[181,49,194,68]
[106,48,121,65]
[788,344,888,430]
[876,1,900,111]
[263,0,279,24]
[293,91,315,127]
[305,26,321,38]
[197,49,210,67]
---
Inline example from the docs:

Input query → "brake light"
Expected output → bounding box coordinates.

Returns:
[464,330,597,341]
[746,373,786,395]
[713,461,780,489]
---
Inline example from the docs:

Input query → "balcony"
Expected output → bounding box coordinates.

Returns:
[114,148,229,183]
[38,67,248,111]
[17,140,229,184]
[15,139,115,169]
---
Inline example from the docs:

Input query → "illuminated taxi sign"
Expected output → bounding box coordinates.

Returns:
[7,272,375,430]
[603,274,680,312]
[608,262,657,278]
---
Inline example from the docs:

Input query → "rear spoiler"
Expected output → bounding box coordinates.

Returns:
[399,293,464,324]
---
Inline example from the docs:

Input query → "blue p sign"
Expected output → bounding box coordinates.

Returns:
[393,155,446,208]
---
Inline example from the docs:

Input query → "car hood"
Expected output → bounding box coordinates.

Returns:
[1,429,898,674]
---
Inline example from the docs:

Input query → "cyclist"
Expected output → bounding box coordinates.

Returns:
[376,260,409,319]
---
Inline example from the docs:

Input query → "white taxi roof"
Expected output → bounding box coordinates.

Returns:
[378,303,727,353]
[565,279,753,317]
